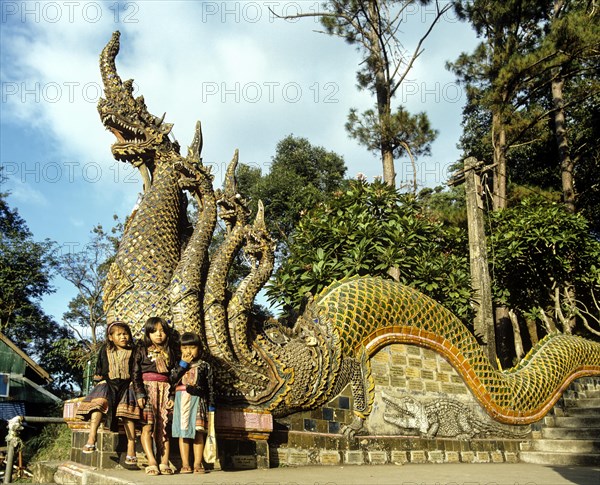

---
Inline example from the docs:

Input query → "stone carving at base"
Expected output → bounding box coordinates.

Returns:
[381,393,531,439]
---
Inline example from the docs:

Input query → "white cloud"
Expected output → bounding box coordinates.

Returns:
[6,180,48,206]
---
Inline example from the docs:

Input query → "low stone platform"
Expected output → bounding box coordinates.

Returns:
[270,430,522,466]
[32,461,600,485]
[70,429,131,469]
[66,406,273,470]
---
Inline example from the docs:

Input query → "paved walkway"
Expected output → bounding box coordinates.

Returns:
[66,462,600,485]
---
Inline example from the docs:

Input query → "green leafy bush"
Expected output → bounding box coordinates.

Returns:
[268,180,473,323]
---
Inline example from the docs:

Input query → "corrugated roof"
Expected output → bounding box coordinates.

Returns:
[0,333,51,382]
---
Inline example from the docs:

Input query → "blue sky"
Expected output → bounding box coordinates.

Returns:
[1,1,477,334]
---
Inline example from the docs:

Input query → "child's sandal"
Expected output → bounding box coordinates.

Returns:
[125,455,137,465]
[179,466,193,474]
[145,465,160,475]
[82,444,96,454]
[159,464,174,475]
[194,466,205,474]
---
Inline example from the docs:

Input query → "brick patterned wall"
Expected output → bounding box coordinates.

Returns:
[269,343,530,466]
[370,344,468,395]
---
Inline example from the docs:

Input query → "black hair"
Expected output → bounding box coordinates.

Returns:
[141,316,173,349]
[180,332,201,347]
[105,321,134,351]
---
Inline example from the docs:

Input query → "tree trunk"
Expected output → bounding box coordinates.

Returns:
[464,157,496,368]
[526,318,539,346]
[492,111,507,210]
[551,59,577,333]
[366,0,396,188]
[491,107,516,361]
[495,306,511,364]
[552,75,575,213]
[552,0,571,209]
[550,35,577,330]
[382,149,396,187]
[540,307,558,334]
[387,266,400,282]
[508,309,524,362]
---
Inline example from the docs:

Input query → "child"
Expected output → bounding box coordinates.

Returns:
[133,317,177,476]
[76,321,140,465]
[170,332,215,474]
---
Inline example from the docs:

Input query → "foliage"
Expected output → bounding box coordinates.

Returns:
[58,219,122,347]
[418,185,468,228]
[0,173,79,397]
[55,217,123,391]
[346,105,438,173]
[569,91,600,233]
[24,422,71,464]
[237,135,347,256]
[489,196,600,336]
[268,180,472,323]
[450,0,600,217]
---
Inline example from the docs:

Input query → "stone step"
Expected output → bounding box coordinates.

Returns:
[542,427,600,440]
[519,451,600,466]
[564,397,600,408]
[547,416,600,428]
[579,389,600,399]
[564,406,600,416]
[572,378,600,389]
[531,439,600,453]
[34,461,132,485]
[570,388,600,398]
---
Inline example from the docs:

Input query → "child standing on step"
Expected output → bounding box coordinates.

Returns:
[133,316,177,476]
[76,321,140,465]
[170,331,215,474]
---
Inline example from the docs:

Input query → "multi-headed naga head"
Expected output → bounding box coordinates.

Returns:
[98,31,175,165]
[244,201,274,264]
[216,150,250,232]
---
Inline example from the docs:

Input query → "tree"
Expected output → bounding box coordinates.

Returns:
[572,98,600,233]
[268,179,473,323]
[489,196,600,349]
[452,0,600,344]
[451,0,599,214]
[449,0,547,210]
[346,105,437,191]
[418,185,468,228]
[544,0,599,213]
[58,218,122,364]
[237,135,347,256]
[276,0,449,187]
[0,172,79,396]
[0,198,56,337]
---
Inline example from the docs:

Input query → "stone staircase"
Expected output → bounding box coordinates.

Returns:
[520,377,600,466]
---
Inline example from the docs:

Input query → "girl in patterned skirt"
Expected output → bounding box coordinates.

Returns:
[133,317,177,476]
[76,321,140,464]
[170,332,215,474]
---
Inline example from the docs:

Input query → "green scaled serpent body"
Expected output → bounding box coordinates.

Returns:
[316,276,600,424]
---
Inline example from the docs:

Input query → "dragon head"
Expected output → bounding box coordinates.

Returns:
[98,31,175,165]
[216,150,250,231]
[244,201,275,265]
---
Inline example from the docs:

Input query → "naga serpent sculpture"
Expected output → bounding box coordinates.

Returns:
[98,31,600,435]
